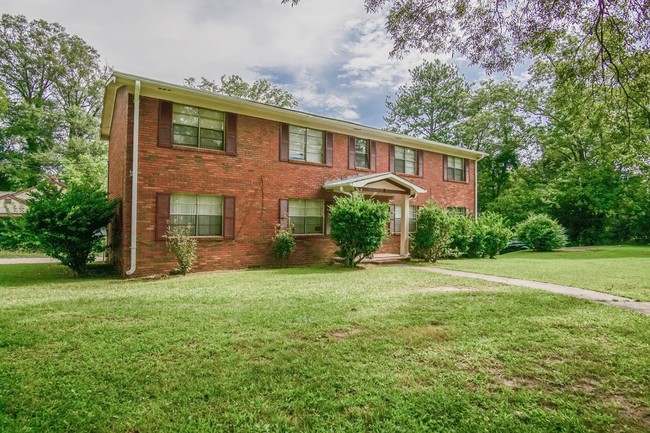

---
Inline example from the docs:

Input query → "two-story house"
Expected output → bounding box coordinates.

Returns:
[100,72,484,277]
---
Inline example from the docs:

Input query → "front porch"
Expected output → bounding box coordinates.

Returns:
[324,172,427,257]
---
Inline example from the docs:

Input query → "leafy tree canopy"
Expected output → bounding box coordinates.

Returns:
[0,14,110,191]
[184,74,298,108]
[384,59,469,143]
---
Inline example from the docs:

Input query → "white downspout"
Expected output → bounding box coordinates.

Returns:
[474,155,484,222]
[126,80,141,275]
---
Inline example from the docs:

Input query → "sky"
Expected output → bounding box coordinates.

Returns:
[3,0,489,128]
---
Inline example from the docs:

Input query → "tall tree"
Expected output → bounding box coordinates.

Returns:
[184,74,298,108]
[0,14,109,190]
[456,79,532,210]
[384,60,469,142]
[284,1,649,121]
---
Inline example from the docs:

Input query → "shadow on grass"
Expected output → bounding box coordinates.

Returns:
[250,264,369,276]
[0,262,117,287]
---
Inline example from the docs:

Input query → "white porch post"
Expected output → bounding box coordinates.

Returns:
[400,194,409,256]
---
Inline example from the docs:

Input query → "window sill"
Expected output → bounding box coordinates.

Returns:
[353,167,374,172]
[392,171,422,179]
[444,179,469,184]
[171,145,234,156]
[293,233,326,238]
[188,236,224,240]
[286,159,328,167]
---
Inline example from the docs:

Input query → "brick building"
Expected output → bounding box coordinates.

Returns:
[100,72,484,277]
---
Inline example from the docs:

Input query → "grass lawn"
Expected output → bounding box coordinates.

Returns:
[436,246,650,302]
[1,263,649,432]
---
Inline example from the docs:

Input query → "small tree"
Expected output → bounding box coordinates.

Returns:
[478,212,512,259]
[164,225,198,275]
[272,220,296,260]
[516,214,568,251]
[329,192,390,267]
[410,201,454,262]
[23,182,118,276]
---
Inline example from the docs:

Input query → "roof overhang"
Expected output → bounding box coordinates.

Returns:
[100,71,486,160]
[324,172,427,197]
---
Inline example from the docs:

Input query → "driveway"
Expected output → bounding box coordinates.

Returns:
[0,257,59,265]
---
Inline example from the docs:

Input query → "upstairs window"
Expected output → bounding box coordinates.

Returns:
[289,126,324,163]
[173,104,225,150]
[394,145,417,175]
[445,156,466,181]
[355,138,370,169]
[289,199,324,234]
[170,194,223,236]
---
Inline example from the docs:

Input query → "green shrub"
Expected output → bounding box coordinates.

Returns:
[329,192,390,267]
[22,182,118,276]
[447,212,475,258]
[410,201,454,262]
[478,212,512,259]
[164,225,198,275]
[0,217,40,251]
[516,214,568,251]
[272,221,296,260]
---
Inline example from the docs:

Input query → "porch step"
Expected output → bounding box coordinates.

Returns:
[364,253,410,264]
[334,253,409,264]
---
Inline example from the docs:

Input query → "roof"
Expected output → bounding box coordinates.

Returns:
[100,71,486,161]
[324,172,427,197]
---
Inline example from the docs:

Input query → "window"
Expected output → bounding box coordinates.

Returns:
[289,125,324,163]
[289,199,324,234]
[170,194,223,236]
[355,138,370,169]
[448,206,467,216]
[394,145,417,175]
[173,104,225,150]
[391,204,418,234]
[446,156,466,181]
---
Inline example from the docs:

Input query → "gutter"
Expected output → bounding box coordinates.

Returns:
[126,80,141,275]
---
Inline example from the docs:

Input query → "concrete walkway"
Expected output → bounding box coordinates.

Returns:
[0,257,59,265]
[405,266,650,316]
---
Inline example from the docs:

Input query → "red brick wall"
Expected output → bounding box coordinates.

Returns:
[109,95,476,276]
[107,87,130,275]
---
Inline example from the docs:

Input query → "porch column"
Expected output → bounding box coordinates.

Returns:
[400,194,409,256]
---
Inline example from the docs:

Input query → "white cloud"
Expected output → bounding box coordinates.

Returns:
[338,14,451,90]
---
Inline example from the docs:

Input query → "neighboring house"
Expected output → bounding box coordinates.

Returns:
[100,72,485,277]
[0,178,66,218]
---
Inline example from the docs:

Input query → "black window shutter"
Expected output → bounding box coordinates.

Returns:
[279,123,289,161]
[279,199,289,229]
[158,101,173,148]
[443,155,449,181]
[369,141,376,171]
[325,132,333,167]
[348,136,356,169]
[464,158,470,183]
[418,150,424,177]
[223,196,235,239]
[389,145,395,173]
[225,113,237,155]
[155,193,171,241]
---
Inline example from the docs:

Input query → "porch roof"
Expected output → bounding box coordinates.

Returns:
[323,172,427,197]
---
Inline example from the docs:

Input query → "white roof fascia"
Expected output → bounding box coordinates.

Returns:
[101,72,486,160]
[324,172,427,195]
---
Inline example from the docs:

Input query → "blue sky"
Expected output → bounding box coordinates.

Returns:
[4,0,492,128]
